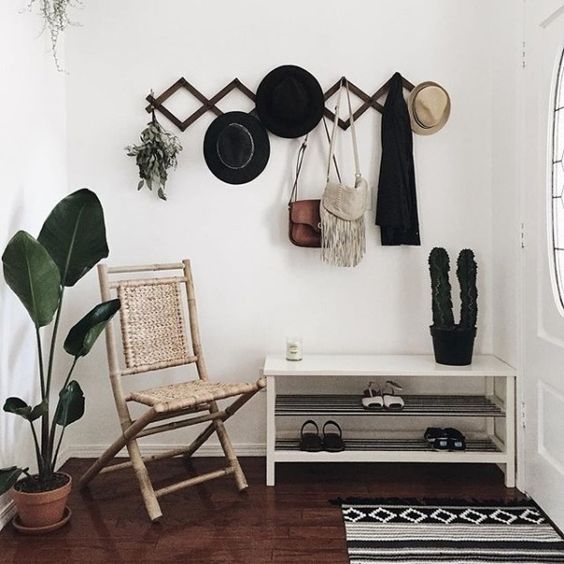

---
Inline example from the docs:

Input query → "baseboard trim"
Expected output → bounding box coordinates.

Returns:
[65,442,266,459]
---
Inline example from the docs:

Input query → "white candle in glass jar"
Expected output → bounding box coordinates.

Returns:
[286,337,303,361]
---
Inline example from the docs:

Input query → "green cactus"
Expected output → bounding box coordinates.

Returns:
[429,247,455,328]
[457,249,478,329]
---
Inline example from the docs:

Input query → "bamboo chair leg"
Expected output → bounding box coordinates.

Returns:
[79,408,162,522]
[209,401,248,492]
[214,418,248,491]
[126,438,162,522]
[80,409,156,488]
[183,420,217,459]
[182,390,259,461]
[80,436,128,488]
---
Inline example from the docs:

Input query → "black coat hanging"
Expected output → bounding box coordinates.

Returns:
[375,72,420,246]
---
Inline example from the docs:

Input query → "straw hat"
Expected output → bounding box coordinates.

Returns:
[408,81,451,135]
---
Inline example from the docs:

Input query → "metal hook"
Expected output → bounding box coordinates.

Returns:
[147,89,158,124]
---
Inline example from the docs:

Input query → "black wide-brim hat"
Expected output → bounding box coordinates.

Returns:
[256,65,324,138]
[203,111,270,185]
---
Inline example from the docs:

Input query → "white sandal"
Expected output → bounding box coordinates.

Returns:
[361,382,384,410]
[383,380,405,410]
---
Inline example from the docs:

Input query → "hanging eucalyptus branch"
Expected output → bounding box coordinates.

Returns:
[28,0,80,70]
[126,112,183,201]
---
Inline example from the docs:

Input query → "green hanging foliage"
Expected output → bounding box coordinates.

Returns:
[28,0,79,71]
[126,115,183,201]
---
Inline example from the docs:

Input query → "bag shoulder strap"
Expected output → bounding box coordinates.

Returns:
[289,135,308,206]
[346,80,361,179]
[289,119,342,206]
[326,78,361,181]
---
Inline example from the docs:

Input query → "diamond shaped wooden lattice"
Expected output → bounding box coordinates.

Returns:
[145,75,415,132]
[145,78,256,132]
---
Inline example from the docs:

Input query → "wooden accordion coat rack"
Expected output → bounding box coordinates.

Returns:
[145,75,415,132]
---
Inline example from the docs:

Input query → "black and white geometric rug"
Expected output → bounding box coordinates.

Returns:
[334,498,564,563]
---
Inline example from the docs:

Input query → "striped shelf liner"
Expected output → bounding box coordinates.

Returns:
[276,437,501,452]
[275,394,504,417]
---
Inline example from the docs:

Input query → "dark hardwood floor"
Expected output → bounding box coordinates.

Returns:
[1,457,523,563]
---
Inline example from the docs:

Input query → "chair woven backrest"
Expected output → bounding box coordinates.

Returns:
[117,278,192,373]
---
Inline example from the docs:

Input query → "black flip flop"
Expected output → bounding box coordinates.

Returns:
[299,420,323,452]
[322,420,345,452]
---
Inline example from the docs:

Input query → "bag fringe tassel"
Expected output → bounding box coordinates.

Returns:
[320,205,366,267]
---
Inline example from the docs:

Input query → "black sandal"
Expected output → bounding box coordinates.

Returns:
[431,428,466,451]
[432,436,450,451]
[322,420,345,452]
[445,428,466,451]
[424,427,445,444]
[299,420,323,452]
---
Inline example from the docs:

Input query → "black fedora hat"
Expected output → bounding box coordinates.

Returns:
[203,111,270,185]
[256,65,324,138]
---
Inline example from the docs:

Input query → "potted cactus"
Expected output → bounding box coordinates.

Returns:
[0,189,120,533]
[429,247,478,365]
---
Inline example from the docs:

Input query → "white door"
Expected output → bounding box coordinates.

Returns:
[523,0,564,530]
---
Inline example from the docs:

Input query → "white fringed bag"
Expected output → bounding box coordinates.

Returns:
[321,79,368,267]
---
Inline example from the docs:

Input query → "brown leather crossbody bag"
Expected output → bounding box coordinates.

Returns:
[288,127,342,248]
[288,136,321,247]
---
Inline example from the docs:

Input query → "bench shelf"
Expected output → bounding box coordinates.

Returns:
[275,394,505,418]
[263,354,516,487]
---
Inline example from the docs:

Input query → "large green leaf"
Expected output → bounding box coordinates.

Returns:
[38,189,109,287]
[3,398,47,421]
[56,381,85,427]
[2,231,61,327]
[0,467,25,495]
[63,299,120,357]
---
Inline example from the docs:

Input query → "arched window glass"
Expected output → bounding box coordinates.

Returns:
[550,48,564,312]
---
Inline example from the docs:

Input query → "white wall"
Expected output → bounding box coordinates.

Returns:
[491,0,523,369]
[0,3,67,523]
[60,0,512,455]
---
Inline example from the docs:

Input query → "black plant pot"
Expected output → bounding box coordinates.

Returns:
[430,326,477,366]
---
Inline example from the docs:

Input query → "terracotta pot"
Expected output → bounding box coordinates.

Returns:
[12,473,71,529]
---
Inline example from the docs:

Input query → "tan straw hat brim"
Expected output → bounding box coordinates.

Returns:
[408,81,451,135]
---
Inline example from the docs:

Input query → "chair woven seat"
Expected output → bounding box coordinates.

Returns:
[129,378,266,411]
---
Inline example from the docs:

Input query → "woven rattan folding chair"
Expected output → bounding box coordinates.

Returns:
[79,260,265,521]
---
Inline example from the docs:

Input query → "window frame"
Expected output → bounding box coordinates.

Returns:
[548,46,564,316]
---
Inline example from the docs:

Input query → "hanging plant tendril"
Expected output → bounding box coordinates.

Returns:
[27,0,81,71]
